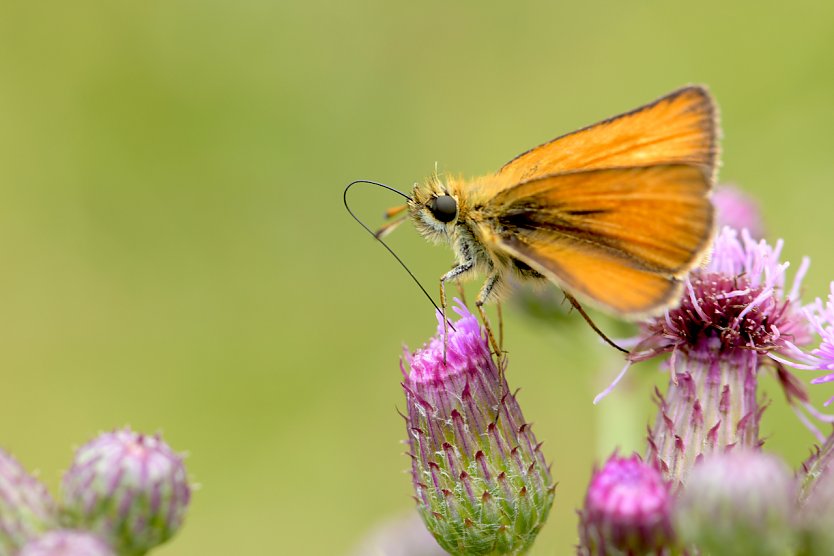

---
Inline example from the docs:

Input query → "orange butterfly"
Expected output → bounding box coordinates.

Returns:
[382,86,717,353]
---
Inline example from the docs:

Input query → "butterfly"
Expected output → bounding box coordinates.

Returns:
[370,86,717,354]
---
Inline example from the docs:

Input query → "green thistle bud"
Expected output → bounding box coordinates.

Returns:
[675,450,797,555]
[401,301,555,555]
[797,433,834,555]
[0,448,58,554]
[61,428,190,556]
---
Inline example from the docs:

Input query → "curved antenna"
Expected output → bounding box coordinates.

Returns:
[343,180,445,317]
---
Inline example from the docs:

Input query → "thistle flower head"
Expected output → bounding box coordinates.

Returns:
[18,530,115,556]
[713,185,765,238]
[634,227,811,366]
[578,454,675,555]
[0,448,58,554]
[61,428,190,556]
[675,450,797,556]
[617,228,826,483]
[402,300,554,555]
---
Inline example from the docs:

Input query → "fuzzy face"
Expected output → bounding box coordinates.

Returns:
[409,174,513,285]
[408,175,461,246]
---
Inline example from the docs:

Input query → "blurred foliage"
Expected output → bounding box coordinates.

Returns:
[0,1,833,554]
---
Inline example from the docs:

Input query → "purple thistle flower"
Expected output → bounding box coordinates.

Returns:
[713,185,765,238]
[577,453,676,555]
[0,448,58,554]
[61,428,190,556]
[808,282,834,403]
[402,300,555,555]
[675,450,797,555]
[600,227,822,483]
[632,227,813,373]
[18,530,114,556]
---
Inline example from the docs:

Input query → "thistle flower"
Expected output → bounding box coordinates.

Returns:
[18,530,114,556]
[713,185,765,238]
[61,428,190,556]
[578,453,675,555]
[675,450,797,555]
[808,282,834,403]
[402,300,555,555]
[0,448,58,554]
[604,227,818,484]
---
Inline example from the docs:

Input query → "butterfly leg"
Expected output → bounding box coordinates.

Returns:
[475,272,504,360]
[439,261,475,361]
[455,280,468,307]
[563,291,629,354]
[497,302,504,352]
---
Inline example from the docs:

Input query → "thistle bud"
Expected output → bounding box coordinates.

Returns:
[0,448,58,554]
[797,433,834,555]
[18,530,114,556]
[713,185,765,238]
[675,450,797,555]
[578,454,675,555]
[349,512,446,556]
[61,428,190,556]
[402,300,555,555]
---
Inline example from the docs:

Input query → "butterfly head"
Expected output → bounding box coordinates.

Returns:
[409,175,461,244]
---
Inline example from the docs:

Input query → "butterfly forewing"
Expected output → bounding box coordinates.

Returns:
[497,86,717,185]
[487,165,713,316]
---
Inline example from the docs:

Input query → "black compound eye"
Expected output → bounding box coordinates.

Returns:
[427,195,457,223]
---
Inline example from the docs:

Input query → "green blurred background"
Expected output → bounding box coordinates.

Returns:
[1,1,833,554]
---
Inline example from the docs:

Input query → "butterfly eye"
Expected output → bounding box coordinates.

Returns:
[427,195,457,223]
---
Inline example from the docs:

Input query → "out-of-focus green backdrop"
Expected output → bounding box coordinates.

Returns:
[1,1,833,554]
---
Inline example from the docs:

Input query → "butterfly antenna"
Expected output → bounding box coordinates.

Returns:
[343,180,448,320]
[563,292,629,354]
